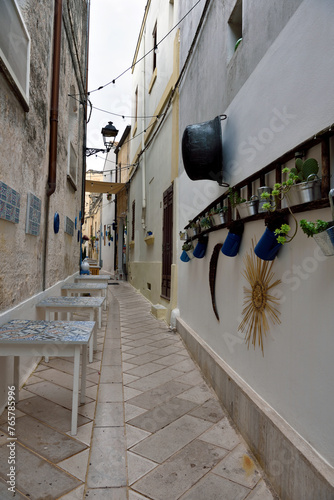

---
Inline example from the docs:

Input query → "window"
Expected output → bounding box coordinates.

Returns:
[0,0,30,109]
[152,23,157,72]
[131,200,135,241]
[67,85,78,189]
[227,0,243,61]
[161,184,173,300]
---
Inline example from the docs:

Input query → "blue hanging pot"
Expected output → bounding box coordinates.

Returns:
[193,235,208,259]
[180,250,191,262]
[254,227,282,261]
[221,232,242,257]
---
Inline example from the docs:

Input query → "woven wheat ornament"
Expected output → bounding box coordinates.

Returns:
[238,240,281,355]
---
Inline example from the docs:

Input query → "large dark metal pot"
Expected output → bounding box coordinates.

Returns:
[182,116,223,184]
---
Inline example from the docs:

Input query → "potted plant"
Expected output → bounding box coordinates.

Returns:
[193,234,209,259]
[227,187,246,219]
[236,195,259,218]
[186,220,199,238]
[200,215,212,230]
[285,158,321,206]
[210,205,228,226]
[180,242,195,262]
[221,220,244,257]
[256,176,298,260]
[254,212,291,261]
[300,219,334,256]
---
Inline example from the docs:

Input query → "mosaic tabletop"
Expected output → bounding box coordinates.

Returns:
[36,296,105,308]
[75,275,111,281]
[0,320,94,344]
[62,283,107,290]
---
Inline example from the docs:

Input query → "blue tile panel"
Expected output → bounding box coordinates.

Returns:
[26,192,42,235]
[37,296,104,307]
[65,216,74,236]
[0,320,94,344]
[0,182,20,224]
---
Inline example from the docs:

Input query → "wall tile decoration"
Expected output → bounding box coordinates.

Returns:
[65,216,74,236]
[26,192,42,236]
[0,182,20,224]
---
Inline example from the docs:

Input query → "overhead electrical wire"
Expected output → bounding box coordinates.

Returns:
[69,0,203,98]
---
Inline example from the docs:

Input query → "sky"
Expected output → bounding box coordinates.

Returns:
[86,0,147,173]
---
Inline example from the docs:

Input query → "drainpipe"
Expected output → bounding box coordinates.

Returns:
[141,25,146,230]
[42,0,63,290]
[47,0,62,196]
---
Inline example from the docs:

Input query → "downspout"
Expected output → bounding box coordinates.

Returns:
[141,25,146,230]
[42,0,63,290]
[47,0,62,197]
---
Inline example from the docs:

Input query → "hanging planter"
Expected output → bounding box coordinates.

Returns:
[193,235,208,259]
[221,220,244,257]
[254,212,294,261]
[180,242,194,261]
[300,219,334,256]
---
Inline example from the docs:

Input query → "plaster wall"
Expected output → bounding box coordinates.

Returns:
[177,0,334,471]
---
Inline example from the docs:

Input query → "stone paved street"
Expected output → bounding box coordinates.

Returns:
[0,280,279,499]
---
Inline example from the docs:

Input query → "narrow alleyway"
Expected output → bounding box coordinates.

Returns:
[0,280,279,499]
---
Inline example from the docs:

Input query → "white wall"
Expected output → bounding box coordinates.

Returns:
[178,0,334,467]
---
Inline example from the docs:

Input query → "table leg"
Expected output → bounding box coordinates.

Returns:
[71,347,80,436]
[88,311,94,363]
[14,357,19,403]
[80,345,87,404]
[103,290,107,311]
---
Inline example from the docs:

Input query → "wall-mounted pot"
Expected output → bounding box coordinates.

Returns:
[182,116,223,184]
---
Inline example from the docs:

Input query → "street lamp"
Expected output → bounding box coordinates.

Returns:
[85,121,119,157]
[101,121,119,152]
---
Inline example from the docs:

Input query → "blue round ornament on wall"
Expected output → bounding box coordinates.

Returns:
[54,212,60,234]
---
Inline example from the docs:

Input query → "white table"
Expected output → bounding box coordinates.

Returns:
[36,296,105,362]
[0,319,94,436]
[75,275,111,283]
[62,283,108,311]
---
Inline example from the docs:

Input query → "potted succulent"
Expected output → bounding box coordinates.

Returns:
[236,195,259,218]
[300,219,334,256]
[180,242,195,261]
[221,220,244,257]
[254,212,291,261]
[187,220,199,238]
[210,205,228,226]
[256,176,298,260]
[200,215,212,230]
[285,157,321,206]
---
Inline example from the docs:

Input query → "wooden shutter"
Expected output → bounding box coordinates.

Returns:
[161,184,173,299]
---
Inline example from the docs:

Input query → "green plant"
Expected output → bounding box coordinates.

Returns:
[182,242,194,251]
[188,220,197,228]
[200,216,211,229]
[291,158,319,183]
[227,187,246,208]
[299,219,330,238]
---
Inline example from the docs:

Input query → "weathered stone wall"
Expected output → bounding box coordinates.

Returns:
[0,0,88,312]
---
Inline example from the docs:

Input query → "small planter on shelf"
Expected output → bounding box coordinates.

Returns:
[300,219,334,256]
[236,195,259,219]
[186,221,199,238]
[200,216,211,231]
[221,220,244,257]
[210,206,228,226]
[285,158,321,206]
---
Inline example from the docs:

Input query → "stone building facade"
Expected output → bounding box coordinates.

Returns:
[0,0,88,400]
